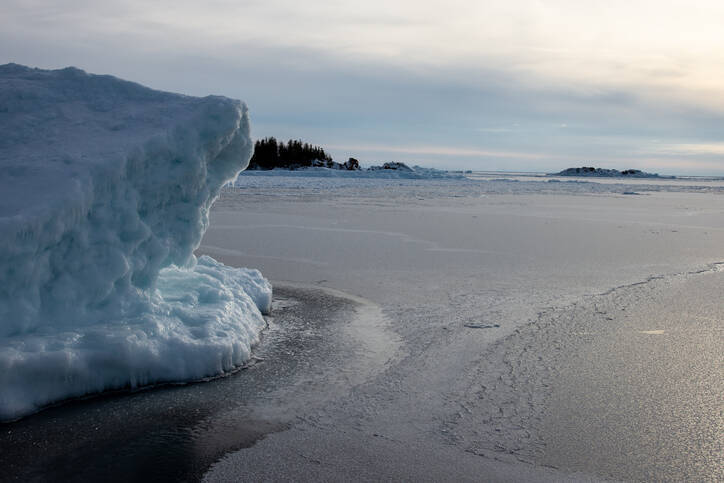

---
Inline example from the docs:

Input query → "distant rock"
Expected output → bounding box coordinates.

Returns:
[343,157,361,170]
[368,161,414,171]
[552,167,674,178]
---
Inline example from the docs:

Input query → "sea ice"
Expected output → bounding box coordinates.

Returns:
[0,64,271,420]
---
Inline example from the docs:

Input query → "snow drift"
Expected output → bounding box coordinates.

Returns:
[0,64,271,420]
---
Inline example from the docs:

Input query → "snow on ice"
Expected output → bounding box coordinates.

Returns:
[0,64,271,420]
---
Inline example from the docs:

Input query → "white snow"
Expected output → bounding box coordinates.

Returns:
[0,64,271,420]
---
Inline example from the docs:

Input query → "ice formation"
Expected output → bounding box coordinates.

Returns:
[0,64,271,420]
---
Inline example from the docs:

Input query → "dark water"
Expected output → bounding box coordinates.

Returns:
[0,286,353,482]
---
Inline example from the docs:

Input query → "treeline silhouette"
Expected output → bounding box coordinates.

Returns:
[248,137,336,170]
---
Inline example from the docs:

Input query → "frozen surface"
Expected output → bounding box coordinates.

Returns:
[0,163,720,480]
[228,170,724,201]
[202,172,724,481]
[0,64,270,420]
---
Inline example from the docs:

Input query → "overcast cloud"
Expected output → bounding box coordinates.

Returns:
[2,0,723,173]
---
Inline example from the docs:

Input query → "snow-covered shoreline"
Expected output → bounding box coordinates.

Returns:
[239,165,466,179]
[0,64,271,420]
[551,166,674,178]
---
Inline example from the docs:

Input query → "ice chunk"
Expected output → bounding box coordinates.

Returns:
[0,64,271,420]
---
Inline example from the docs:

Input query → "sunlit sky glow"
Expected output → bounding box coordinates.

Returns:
[2,0,723,174]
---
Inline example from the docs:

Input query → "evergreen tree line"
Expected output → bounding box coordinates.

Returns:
[248,137,336,170]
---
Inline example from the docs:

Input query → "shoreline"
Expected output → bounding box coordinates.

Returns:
[0,283,391,482]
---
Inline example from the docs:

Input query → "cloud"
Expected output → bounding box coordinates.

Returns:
[646,143,724,157]
[326,144,551,160]
[1,0,724,174]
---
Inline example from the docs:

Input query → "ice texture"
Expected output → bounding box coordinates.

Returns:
[0,64,271,420]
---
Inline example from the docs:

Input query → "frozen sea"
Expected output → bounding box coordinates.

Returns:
[3,171,723,481]
[204,171,724,482]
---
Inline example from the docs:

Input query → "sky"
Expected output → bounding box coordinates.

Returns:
[2,0,724,174]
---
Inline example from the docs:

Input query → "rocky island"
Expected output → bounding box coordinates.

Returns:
[244,137,448,176]
[553,167,675,178]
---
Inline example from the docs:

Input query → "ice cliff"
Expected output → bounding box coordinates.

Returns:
[0,64,271,420]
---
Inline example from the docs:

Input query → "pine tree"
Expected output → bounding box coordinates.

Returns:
[248,138,336,170]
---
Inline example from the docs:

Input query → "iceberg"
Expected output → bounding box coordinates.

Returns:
[0,64,271,420]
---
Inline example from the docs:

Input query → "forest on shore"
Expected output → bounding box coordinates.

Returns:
[248,137,359,170]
